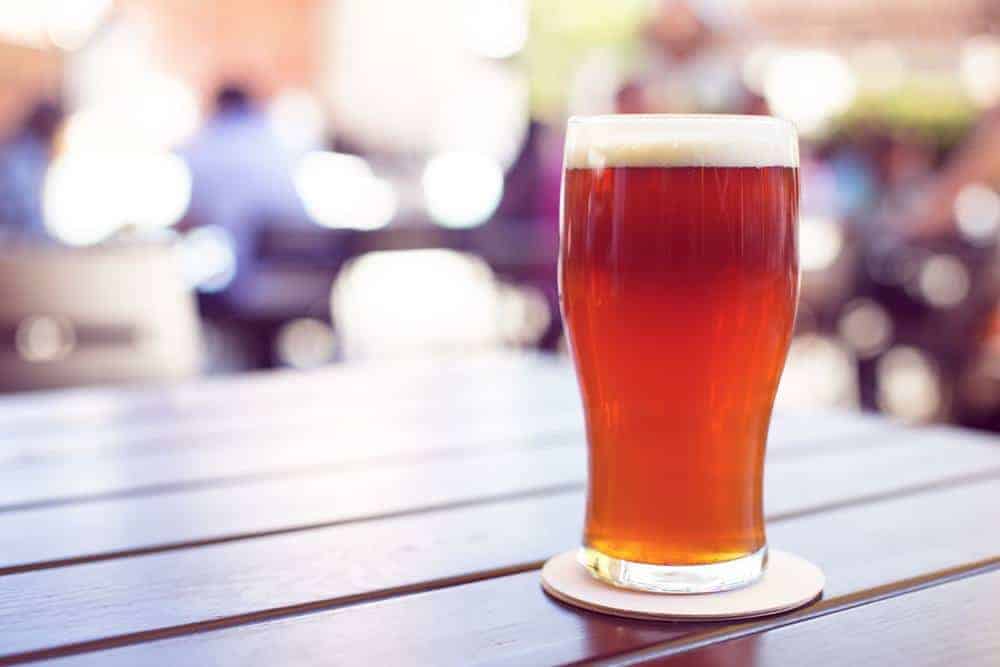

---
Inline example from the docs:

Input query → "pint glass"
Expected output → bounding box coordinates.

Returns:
[559,115,799,593]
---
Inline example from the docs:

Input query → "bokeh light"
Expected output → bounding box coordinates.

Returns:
[327,0,528,153]
[960,35,1000,108]
[838,299,893,359]
[178,226,237,293]
[432,64,529,169]
[877,346,942,422]
[462,0,528,59]
[132,73,202,149]
[954,182,1000,244]
[497,284,552,346]
[15,315,76,363]
[332,249,500,359]
[422,152,504,228]
[42,156,118,246]
[799,215,844,272]
[775,335,858,410]
[917,254,971,308]
[269,89,326,155]
[0,0,111,50]
[43,151,192,246]
[48,0,113,50]
[66,13,202,151]
[64,75,201,153]
[764,50,856,135]
[294,151,398,231]
[275,318,337,369]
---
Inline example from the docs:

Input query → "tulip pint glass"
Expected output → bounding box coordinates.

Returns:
[559,115,799,593]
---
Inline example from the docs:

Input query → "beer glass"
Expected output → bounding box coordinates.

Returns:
[559,115,799,593]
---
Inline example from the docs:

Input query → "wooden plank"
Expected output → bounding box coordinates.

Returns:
[0,444,583,572]
[14,476,1000,666]
[0,398,887,467]
[624,567,1000,666]
[0,390,578,465]
[0,410,896,512]
[0,355,573,425]
[2,435,999,662]
[0,417,580,510]
[0,357,541,425]
[1,387,579,462]
[0,425,985,572]
[0,358,581,463]
[1,373,888,470]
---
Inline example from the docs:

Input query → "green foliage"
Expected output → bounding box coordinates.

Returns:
[526,0,649,119]
[833,76,978,148]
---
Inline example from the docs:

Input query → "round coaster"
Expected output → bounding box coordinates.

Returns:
[541,549,823,621]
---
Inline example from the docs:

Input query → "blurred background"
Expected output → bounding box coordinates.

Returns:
[0,0,998,432]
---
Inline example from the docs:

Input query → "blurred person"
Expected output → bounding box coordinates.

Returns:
[496,120,547,221]
[0,100,63,242]
[614,0,755,115]
[884,138,936,201]
[614,81,647,115]
[857,117,1000,430]
[867,133,938,248]
[818,136,880,220]
[892,106,1000,240]
[494,119,566,350]
[181,84,307,311]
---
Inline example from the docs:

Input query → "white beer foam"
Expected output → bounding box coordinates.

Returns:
[565,115,798,169]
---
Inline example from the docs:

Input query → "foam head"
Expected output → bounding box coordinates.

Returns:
[564,115,799,170]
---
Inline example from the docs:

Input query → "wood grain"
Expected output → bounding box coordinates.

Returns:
[0,356,546,427]
[643,565,1000,666]
[17,477,1000,665]
[0,409,898,512]
[0,444,584,572]
[0,357,991,665]
[3,437,1000,663]
[0,361,887,468]
[0,357,580,463]
[0,417,581,510]
[0,425,989,572]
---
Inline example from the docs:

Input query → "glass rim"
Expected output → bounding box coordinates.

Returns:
[564,114,798,169]
[567,113,795,130]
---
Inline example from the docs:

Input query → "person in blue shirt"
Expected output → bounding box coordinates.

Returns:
[0,100,63,242]
[180,84,306,310]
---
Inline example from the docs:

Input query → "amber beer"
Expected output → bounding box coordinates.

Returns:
[560,116,799,593]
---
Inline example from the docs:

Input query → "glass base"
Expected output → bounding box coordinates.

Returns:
[578,545,768,594]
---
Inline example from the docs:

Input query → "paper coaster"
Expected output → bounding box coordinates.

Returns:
[541,549,823,621]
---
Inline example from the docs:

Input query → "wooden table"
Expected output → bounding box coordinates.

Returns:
[1,355,998,665]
